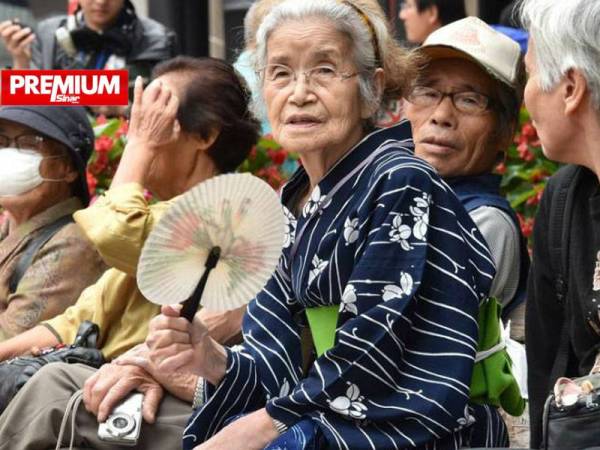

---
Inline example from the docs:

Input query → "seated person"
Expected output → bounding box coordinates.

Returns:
[0,56,259,365]
[0,105,105,341]
[0,2,506,449]
[404,17,529,340]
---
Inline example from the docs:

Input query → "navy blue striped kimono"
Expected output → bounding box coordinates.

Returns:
[183,122,500,449]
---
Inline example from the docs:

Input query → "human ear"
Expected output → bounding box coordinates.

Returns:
[563,68,588,116]
[194,128,221,153]
[426,5,440,26]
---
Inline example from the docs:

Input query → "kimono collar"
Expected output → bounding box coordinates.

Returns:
[281,120,413,209]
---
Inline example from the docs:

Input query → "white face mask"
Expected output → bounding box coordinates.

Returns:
[0,148,63,197]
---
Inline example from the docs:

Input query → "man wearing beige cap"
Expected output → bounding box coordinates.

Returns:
[404,16,530,447]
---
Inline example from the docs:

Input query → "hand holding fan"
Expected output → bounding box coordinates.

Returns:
[137,173,285,321]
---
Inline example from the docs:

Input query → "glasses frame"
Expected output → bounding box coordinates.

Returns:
[257,63,359,90]
[0,133,46,152]
[405,85,493,115]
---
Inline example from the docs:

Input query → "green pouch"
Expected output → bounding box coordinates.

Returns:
[469,297,526,416]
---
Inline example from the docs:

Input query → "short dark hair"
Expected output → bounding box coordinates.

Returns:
[152,56,260,173]
[416,0,466,26]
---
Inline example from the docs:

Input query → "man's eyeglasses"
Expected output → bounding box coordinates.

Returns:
[405,86,492,115]
[258,64,359,89]
[0,134,45,152]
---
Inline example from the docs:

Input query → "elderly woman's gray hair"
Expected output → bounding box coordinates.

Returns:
[251,0,419,120]
[520,0,600,110]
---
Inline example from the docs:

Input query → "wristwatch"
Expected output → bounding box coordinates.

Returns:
[272,418,288,435]
[192,376,205,410]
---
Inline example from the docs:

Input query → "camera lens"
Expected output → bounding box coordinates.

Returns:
[113,417,129,429]
[108,413,135,437]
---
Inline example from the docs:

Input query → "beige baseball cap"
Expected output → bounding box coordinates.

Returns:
[420,16,522,88]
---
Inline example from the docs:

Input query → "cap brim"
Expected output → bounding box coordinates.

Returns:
[419,45,514,89]
[0,107,90,205]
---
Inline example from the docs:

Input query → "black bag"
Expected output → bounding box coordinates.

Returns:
[542,374,600,449]
[0,320,104,414]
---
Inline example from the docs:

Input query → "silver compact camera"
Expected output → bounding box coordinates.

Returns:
[97,392,143,446]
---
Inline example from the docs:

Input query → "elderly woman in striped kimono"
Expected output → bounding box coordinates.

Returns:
[137,1,504,449]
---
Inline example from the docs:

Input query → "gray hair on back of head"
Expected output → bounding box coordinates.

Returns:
[520,0,600,110]
[251,0,417,124]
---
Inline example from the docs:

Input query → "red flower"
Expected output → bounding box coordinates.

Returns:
[115,119,129,138]
[521,122,537,139]
[269,149,287,166]
[517,213,535,238]
[95,135,114,153]
[88,151,109,174]
[86,170,98,195]
[517,142,535,162]
[95,114,107,125]
[495,162,506,174]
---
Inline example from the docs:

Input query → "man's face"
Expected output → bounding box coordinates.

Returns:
[79,0,125,31]
[399,0,439,44]
[405,58,501,178]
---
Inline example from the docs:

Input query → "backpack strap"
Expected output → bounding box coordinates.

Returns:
[548,165,582,383]
[8,215,74,295]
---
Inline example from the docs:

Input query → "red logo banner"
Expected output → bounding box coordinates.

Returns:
[0,70,128,106]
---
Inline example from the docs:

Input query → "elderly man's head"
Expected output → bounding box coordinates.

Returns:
[520,0,600,166]
[253,0,418,157]
[405,17,524,178]
[0,106,94,219]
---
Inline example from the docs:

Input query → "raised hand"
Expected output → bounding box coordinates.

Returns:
[0,20,35,69]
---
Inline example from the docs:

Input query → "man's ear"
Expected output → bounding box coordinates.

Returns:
[361,68,385,119]
[425,5,440,27]
[563,68,588,116]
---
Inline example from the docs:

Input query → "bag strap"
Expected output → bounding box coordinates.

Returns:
[8,215,74,295]
[548,165,582,384]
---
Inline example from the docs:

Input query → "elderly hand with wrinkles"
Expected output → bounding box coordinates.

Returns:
[82,305,245,424]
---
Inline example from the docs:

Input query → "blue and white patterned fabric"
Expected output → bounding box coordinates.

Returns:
[183,122,499,450]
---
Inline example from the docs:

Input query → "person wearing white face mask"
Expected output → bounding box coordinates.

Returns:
[0,106,105,342]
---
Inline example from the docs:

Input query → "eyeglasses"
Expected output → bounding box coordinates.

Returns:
[0,134,45,151]
[405,86,492,115]
[258,64,359,89]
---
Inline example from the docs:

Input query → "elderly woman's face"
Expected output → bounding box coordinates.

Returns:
[406,58,501,178]
[262,19,366,160]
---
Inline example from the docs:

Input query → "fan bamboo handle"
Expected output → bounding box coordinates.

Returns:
[180,246,221,322]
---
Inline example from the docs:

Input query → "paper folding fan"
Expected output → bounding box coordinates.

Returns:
[137,173,285,321]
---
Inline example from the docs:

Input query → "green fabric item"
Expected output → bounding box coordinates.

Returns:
[305,306,339,357]
[469,297,526,416]
[305,298,525,417]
